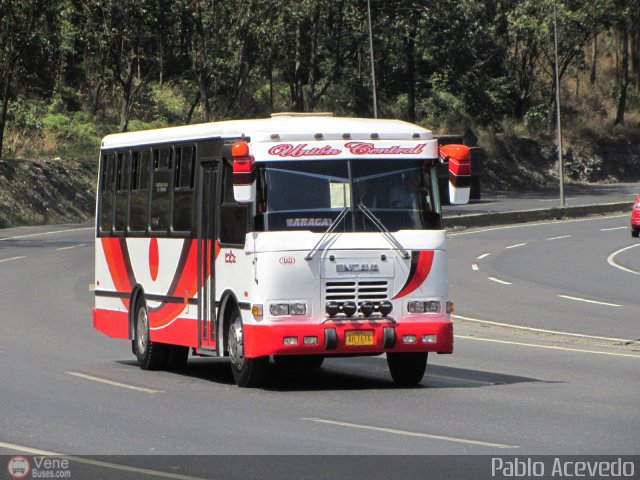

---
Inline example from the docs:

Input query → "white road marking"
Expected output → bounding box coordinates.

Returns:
[506,242,527,249]
[0,441,207,479]
[472,264,479,271]
[0,256,26,263]
[301,418,518,449]
[558,294,622,308]
[65,372,163,394]
[55,243,87,251]
[488,276,512,285]
[453,314,633,343]
[600,226,627,231]
[0,227,93,241]
[546,235,571,241]
[477,253,491,259]
[456,335,640,358]
[607,244,640,276]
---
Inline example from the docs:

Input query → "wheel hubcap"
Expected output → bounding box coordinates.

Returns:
[136,308,149,353]
[228,320,244,368]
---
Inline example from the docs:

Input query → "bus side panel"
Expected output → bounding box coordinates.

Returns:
[93,307,129,339]
[149,316,198,347]
[95,236,201,347]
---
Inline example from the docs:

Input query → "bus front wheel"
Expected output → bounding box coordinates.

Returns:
[228,312,269,388]
[133,300,170,370]
[387,352,428,387]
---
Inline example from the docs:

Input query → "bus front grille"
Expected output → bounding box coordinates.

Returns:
[324,280,389,302]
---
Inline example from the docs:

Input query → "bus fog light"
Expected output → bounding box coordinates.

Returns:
[326,302,341,317]
[422,334,437,343]
[402,334,417,344]
[303,336,318,345]
[270,303,289,316]
[290,303,307,315]
[283,336,298,345]
[378,301,393,316]
[359,301,375,317]
[343,301,357,317]
[407,301,425,313]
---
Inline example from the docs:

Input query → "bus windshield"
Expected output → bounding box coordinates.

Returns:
[255,159,441,232]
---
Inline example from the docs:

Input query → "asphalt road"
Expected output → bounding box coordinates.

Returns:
[0,219,638,478]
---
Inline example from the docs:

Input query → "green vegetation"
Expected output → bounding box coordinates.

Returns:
[0,0,638,184]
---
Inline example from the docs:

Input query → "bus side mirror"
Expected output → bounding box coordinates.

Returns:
[439,144,471,205]
[232,142,256,203]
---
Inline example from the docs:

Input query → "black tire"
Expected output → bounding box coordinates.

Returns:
[273,355,324,371]
[166,345,189,371]
[228,311,269,387]
[133,300,170,370]
[387,352,428,387]
[632,228,639,238]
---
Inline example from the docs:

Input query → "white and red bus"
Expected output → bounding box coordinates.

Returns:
[93,114,471,387]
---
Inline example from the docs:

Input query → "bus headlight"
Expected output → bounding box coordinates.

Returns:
[290,303,307,315]
[407,300,441,313]
[270,304,289,316]
[270,302,307,316]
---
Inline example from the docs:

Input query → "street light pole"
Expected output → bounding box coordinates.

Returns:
[367,0,378,118]
[553,0,565,207]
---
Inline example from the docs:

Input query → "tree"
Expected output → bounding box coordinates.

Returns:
[0,0,53,159]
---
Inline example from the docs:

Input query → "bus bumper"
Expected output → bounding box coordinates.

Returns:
[243,320,453,358]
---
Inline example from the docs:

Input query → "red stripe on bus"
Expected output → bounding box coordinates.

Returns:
[101,238,133,308]
[392,250,435,299]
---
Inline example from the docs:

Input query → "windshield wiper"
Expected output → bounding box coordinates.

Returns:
[358,203,410,259]
[304,206,350,261]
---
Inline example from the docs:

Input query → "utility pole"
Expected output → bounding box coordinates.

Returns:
[553,0,565,207]
[367,0,378,118]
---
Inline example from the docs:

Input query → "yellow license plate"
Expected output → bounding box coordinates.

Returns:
[345,330,374,346]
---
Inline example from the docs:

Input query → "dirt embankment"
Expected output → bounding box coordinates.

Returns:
[0,157,97,228]
[482,130,640,190]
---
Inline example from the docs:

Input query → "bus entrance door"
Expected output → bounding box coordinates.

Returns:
[197,162,218,352]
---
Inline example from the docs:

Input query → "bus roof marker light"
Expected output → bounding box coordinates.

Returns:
[232,141,250,157]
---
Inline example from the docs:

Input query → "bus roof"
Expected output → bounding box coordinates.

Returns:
[100,115,433,150]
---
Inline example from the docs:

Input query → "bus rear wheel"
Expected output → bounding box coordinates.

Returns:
[228,313,269,388]
[387,352,428,387]
[133,300,170,370]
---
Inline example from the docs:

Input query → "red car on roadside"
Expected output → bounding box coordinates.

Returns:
[632,194,640,237]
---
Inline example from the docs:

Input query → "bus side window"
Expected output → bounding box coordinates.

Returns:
[129,150,150,233]
[172,145,195,233]
[219,160,249,246]
[99,153,115,233]
[114,151,131,233]
[150,147,172,233]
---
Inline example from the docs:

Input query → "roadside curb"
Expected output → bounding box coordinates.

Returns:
[443,201,633,229]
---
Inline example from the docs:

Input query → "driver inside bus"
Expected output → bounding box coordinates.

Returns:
[390,173,420,209]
